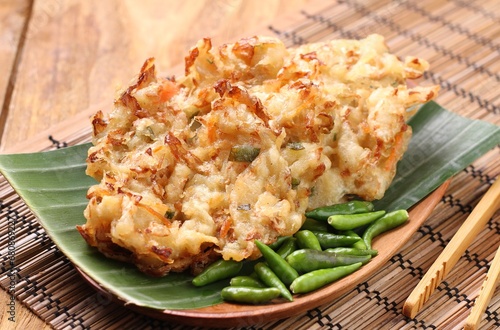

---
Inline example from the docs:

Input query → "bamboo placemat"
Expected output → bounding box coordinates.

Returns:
[1,0,500,329]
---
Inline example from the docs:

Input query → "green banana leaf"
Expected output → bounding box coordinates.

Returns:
[0,101,498,310]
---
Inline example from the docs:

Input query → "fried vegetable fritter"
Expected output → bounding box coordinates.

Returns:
[77,35,438,276]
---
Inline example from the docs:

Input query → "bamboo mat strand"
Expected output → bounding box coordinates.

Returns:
[1,0,499,329]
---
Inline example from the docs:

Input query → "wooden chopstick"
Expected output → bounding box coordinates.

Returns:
[403,178,500,319]
[464,244,500,330]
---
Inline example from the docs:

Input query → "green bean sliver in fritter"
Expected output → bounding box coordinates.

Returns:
[300,218,330,232]
[230,276,266,288]
[286,249,371,273]
[221,287,281,304]
[311,231,361,249]
[305,201,375,221]
[325,247,378,257]
[276,237,298,259]
[327,210,386,231]
[362,209,409,249]
[255,240,299,286]
[254,262,293,301]
[228,145,261,162]
[192,259,242,287]
[294,230,322,251]
[290,262,363,294]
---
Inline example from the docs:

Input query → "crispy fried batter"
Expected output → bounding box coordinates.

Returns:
[77,35,438,276]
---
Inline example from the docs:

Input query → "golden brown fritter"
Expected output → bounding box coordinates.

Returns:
[77,35,438,276]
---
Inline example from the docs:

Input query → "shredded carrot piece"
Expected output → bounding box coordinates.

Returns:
[219,217,232,239]
[159,80,179,102]
[385,132,404,171]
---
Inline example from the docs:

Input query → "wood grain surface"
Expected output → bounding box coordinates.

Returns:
[0,1,309,329]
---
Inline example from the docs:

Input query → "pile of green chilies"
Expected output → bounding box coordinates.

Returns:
[192,201,409,304]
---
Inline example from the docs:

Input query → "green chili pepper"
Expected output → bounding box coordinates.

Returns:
[286,249,371,273]
[294,230,322,251]
[305,201,375,221]
[362,209,409,249]
[290,262,363,294]
[230,276,265,288]
[276,237,298,259]
[228,145,260,162]
[255,240,299,286]
[254,262,293,301]
[267,236,290,251]
[221,286,281,304]
[343,230,369,250]
[301,218,330,232]
[192,259,242,287]
[327,210,386,231]
[325,247,378,257]
[311,231,361,249]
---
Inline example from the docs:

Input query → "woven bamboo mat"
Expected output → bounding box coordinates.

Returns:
[1,0,500,329]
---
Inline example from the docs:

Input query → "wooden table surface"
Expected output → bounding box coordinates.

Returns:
[0,1,309,329]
